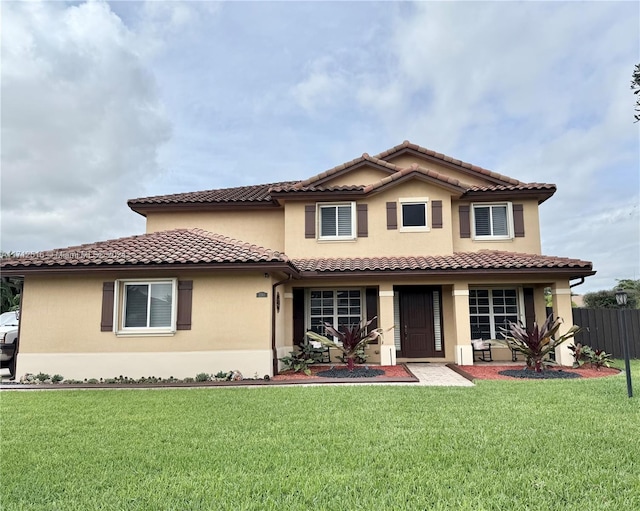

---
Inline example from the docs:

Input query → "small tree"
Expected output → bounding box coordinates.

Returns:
[305,317,384,371]
[497,315,581,373]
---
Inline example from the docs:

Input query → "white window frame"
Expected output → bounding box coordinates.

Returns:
[472,202,513,240]
[114,278,178,336]
[317,202,356,241]
[306,288,366,340]
[399,197,430,232]
[468,287,524,340]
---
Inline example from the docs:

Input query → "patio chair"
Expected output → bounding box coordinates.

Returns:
[471,339,493,362]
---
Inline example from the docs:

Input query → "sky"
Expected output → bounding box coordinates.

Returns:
[1,0,639,294]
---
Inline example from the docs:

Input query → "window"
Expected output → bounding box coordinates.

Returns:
[472,203,512,239]
[399,198,429,231]
[318,203,355,240]
[308,289,362,336]
[118,279,177,333]
[469,288,520,339]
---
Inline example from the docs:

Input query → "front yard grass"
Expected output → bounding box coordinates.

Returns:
[1,361,639,511]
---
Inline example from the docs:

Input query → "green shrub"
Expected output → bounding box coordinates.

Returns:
[195,373,210,382]
[279,338,329,375]
[51,374,64,383]
[35,372,50,382]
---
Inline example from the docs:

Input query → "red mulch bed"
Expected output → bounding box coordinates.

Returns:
[272,364,417,383]
[456,364,621,381]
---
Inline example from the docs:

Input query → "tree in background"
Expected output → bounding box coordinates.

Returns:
[0,252,22,313]
[632,63,640,122]
[583,279,639,309]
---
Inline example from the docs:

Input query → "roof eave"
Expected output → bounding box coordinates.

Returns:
[462,188,556,204]
[296,267,595,280]
[1,261,301,278]
[127,201,283,216]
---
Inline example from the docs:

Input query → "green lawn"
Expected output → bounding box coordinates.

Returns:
[1,362,639,511]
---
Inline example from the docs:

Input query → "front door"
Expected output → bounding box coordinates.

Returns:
[398,286,443,358]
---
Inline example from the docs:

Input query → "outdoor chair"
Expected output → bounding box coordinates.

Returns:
[471,339,493,362]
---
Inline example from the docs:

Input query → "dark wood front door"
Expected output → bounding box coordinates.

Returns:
[399,286,442,358]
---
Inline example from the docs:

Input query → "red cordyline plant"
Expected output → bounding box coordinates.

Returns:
[497,314,581,373]
[305,317,384,371]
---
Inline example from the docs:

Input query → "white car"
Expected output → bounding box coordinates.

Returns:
[0,311,19,378]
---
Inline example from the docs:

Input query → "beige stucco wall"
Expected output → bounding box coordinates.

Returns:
[19,273,273,354]
[385,154,497,187]
[284,179,455,258]
[452,199,542,254]
[145,209,285,251]
[319,166,389,186]
[16,272,277,378]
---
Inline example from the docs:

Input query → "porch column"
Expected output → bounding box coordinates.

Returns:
[551,281,574,367]
[452,283,473,365]
[378,284,396,366]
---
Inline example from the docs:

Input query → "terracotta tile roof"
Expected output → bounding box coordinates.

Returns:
[292,251,593,274]
[1,229,290,270]
[375,140,521,186]
[268,184,366,194]
[127,142,554,209]
[467,183,556,192]
[128,181,298,207]
[294,153,399,188]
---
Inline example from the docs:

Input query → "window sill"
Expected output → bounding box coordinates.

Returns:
[399,227,430,233]
[316,238,357,243]
[115,330,176,338]
[471,237,514,242]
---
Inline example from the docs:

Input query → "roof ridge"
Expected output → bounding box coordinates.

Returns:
[373,140,523,186]
[363,162,473,193]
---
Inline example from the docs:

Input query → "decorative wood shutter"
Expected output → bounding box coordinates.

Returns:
[101,282,115,332]
[513,204,525,237]
[523,288,536,332]
[386,202,397,230]
[357,204,368,237]
[432,200,443,228]
[304,205,315,238]
[459,205,471,238]
[176,280,193,330]
[365,288,379,339]
[292,288,305,346]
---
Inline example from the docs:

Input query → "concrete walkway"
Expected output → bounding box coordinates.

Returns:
[404,363,474,387]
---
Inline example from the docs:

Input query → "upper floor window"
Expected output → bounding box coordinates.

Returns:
[472,203,512,240]
[400,197,429,231]
[319,202,355,240]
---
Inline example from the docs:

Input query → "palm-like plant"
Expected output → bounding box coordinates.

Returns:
[497,314,581,372]
[305,317,384,371]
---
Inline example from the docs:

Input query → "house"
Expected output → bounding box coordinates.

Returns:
[1,141,595,379]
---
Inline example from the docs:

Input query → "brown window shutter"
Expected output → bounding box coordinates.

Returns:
[101,282,115,332]
[305,205,315,238]
[177,280,193,330]
[365,288,378,341]
[513,204,525,237]
[386,202,397,230]
[432,200,443,228]
[459,205,471,238]
[523,288,535,331]
[357,204,368,237]
[293,288,305,345]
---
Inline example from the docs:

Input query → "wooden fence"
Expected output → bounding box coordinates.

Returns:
[572,308,640,359]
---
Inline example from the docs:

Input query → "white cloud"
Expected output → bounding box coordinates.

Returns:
[1,1,171,252]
